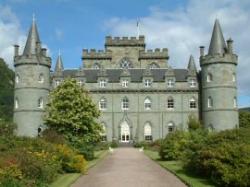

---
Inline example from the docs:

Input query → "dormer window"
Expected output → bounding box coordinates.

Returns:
[121,79,129,88]
[38,73,44,83]
[99,79,107,88]
[167,79,175,88]
[189,79,196,87]
[77,80,84,87]
[144,79,152,88]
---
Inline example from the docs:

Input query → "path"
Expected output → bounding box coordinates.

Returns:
[71,147,186,187]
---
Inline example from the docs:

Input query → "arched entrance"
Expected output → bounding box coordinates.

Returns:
[120,121,130,143]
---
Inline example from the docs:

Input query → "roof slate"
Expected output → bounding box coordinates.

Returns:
[60,69,189,82]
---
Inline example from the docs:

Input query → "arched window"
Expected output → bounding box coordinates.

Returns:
[207,73,212,82]
[189,97,197,109]
[167,97,174,109]
[144,123,152,141]
[100,123,107,141]
[122,97,129,110]
[99,98,107,110]
[15,98,19,109]
[38,73,44,83]
[93,63,100,69]
[208,96,213,108]
[120,59,132,69]
[168,122,175,133]
[15,74,20,84]
[149,63,159,69]
[233,97,237,108]
[38,98,43,109]
[144,97,152,110]
[232,73,236,82]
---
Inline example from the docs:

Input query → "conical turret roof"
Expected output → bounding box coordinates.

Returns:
[187,55,197,72]
[23,18,41,55]
[55,52,64,72]
[208,19,227,55]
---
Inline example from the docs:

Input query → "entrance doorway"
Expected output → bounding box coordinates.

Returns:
[120,121,130,143]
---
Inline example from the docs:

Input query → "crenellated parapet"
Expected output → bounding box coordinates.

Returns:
[105,36,145,47]
[82,49,112,60]
[139,48,169,60]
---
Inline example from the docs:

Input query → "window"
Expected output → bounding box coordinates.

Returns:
[167,79,175,88]
[167,97,174,109]
[207,73,212,82]
[144,97,152,110]
[122,97,129,110]
[15,74,20,84]
[168,122,175,133]
[38,98,43,109]
[99,98,107,110]
[120,59,132,69]
[15,98,19,109]
[149,63,159,69]
[99,79,107,88]
[189,79,196,87]
[77,80,84,87]
[55,80,60,86]
[38,73,44,83]
[189,98,197,109]
[144,123,152,141]
[232,73,236,82]
[93,63,100,69]
[100,123,107,141]
[144,79,152,87]
[208,96,213,108]
[121,79,129,88]
[234,97,237,108]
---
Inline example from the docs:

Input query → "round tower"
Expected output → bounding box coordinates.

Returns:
[200,19,238,131]
[13,18,51,137]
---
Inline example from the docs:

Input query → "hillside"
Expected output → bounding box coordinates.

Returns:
[239,107,250,112]
[0,58,14,121]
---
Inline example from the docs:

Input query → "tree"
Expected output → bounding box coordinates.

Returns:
[0,58,14,121]
[239,111,250,128]
[44,79,102,144]
[187,114,202,130]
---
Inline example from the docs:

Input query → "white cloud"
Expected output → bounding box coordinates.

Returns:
[104,0,250,96]
[55,28,64,41]
[0,5,26,68]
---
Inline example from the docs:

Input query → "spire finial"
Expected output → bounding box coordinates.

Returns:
[32,13,36,23]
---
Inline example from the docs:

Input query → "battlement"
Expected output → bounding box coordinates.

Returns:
[105,36,145,47]
[139,48,169,59]
[82,49,112,60]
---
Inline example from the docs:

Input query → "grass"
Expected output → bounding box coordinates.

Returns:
[49,150,108,187]
[144,150,215,187]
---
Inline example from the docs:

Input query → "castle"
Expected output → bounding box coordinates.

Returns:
[13,19,239,142]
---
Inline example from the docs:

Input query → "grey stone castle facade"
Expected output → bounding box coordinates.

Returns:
[13,19,239,142]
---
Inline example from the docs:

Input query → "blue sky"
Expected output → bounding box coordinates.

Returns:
[0,0,250,107]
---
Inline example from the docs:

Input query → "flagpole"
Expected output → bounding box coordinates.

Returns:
[137,18,140,38]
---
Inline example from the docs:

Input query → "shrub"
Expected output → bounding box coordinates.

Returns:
[0,121,16,137]
[94,142,110,151]
[110,140,119,148]
[41,129,65,144]
[159,131,189,161]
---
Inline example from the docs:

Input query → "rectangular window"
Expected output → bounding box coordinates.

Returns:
[189,79,196,87]
[122,79,129,88]
[144,79,152,87]
[167,79,175,87]
[145,135,152,141]
[99,79,107,88]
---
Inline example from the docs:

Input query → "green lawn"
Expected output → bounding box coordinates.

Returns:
[144,150,215,187]
[50,150,108,187]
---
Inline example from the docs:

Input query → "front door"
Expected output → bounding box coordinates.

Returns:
[120,121,130,143]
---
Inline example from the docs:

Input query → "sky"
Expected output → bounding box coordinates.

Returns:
[0,0,249,107]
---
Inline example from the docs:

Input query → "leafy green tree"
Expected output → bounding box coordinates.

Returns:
[0,58,14,121]
[44,79,102,144]
[187,114,202,130]
[239,111,250,128]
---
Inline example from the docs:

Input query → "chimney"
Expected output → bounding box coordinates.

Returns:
[200,46,205,57]
[14,45,19,56]
[227,38,233,54]
[41,48,47,56]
